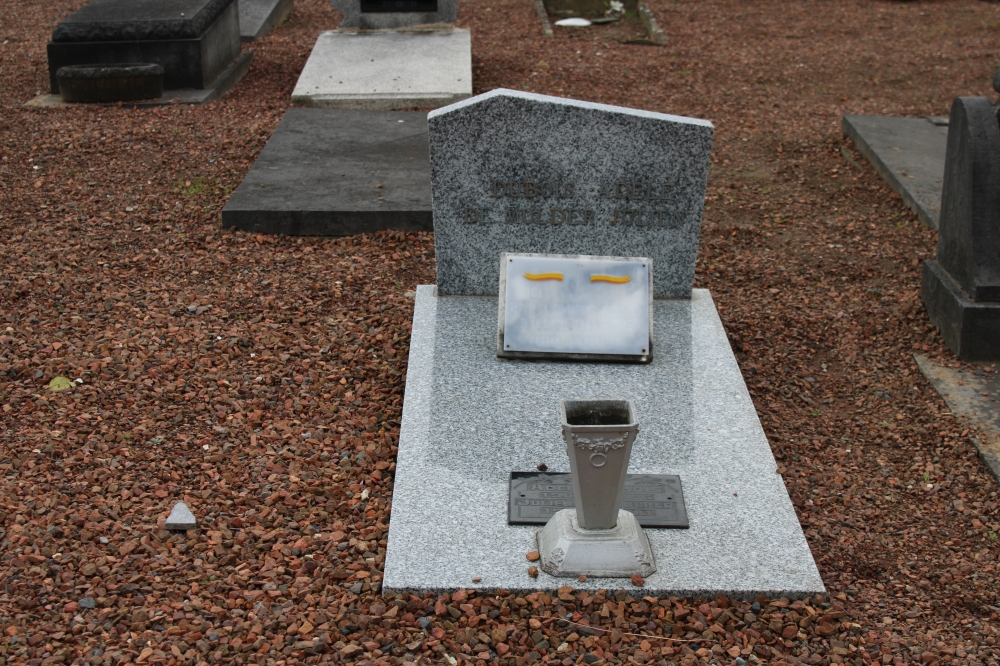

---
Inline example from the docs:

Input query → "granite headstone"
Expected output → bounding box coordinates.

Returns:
[47,0,242,93]
[330,0,455,30]
[427,89,714,298]
[921,93,1000,360]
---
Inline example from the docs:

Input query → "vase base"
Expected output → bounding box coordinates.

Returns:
[537,509,657,578]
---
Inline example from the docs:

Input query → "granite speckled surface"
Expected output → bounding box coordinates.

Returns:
[383,286,825,597]
[427,89,714,299]
[221,109,433,235]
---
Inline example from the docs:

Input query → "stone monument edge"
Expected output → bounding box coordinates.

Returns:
[427,87,715,131]
[329,0,457,29]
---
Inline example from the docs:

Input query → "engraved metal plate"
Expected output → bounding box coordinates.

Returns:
[497,253,653,363]
[508,472,688,528]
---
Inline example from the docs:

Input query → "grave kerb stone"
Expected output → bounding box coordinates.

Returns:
[221,108,433,235]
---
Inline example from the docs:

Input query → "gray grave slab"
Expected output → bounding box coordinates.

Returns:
[239,0,293,40]
[47,0,242,93]
[914,353,1000,484]
[221,108,432,235]
[842,114,948,230]
[382,286,825,597]
[331,0,455,29]
[291,30,471,110]
[428,89,714,299]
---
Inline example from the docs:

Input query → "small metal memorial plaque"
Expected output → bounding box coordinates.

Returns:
[497,253,653,363]
[508,472,689,528]
[359,0,438,11]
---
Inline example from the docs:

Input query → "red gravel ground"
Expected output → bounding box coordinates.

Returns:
[2,0,1000,664]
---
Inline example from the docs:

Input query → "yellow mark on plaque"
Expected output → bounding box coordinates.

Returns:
[523,273,563,281]
[591,275,631,284]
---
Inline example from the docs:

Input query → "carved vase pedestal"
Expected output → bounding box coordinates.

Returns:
[537,509,655,577]
[537,399,657,578]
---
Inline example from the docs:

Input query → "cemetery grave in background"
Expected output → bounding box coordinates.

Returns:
[2,0,1000,664]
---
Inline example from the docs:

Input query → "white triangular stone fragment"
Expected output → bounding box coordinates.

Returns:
[165,502,197,530]
[554,17,591,26]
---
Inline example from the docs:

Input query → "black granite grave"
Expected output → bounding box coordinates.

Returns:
[47,0,243,94]
[921,90,1000,360]
[221,109,432,236]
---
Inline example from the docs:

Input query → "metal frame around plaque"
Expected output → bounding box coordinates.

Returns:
[508,471,689,528]
[496,253,654,363]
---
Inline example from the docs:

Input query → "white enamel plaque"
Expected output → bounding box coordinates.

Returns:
[497,253,653,363]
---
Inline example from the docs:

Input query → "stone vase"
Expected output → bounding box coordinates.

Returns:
[560,399,638,530]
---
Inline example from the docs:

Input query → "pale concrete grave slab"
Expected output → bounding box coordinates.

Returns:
[221,108,432,235]
[382,287,825,596]
[291,30,471,110]
[842,114,948,230]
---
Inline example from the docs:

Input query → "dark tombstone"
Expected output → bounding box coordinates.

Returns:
[330,0,455,29]
[238,0,294,41]
[47,0,244,95]
[359,0,438,12]
[920,76,1000,360]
